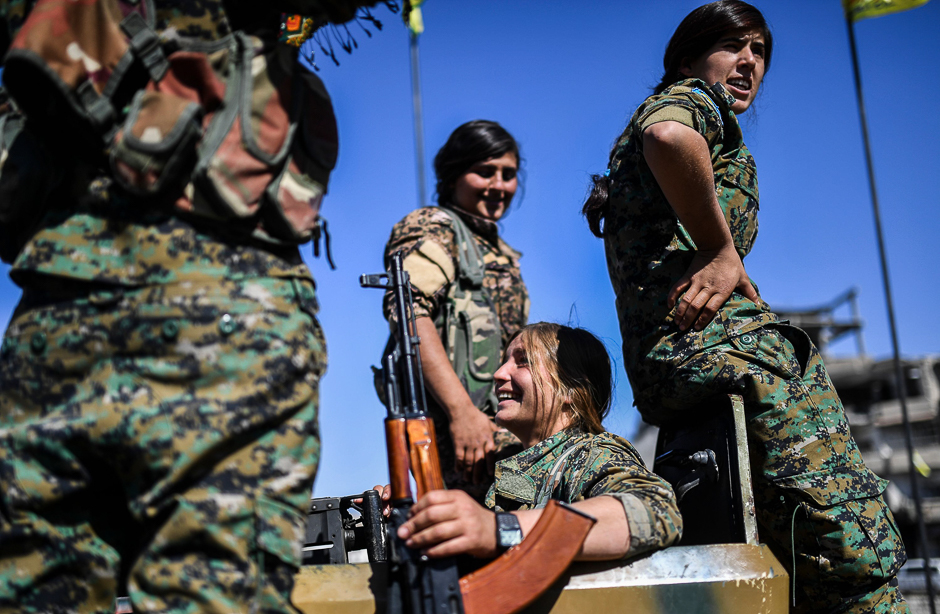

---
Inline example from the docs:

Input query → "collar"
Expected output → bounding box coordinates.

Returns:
[670,78,736,112]
[490,428,588,504]
[441,204,501,248]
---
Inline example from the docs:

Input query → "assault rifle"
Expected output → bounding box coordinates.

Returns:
[360,252,596,614]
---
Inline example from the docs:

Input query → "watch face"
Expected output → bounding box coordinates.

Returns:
[496,513,523,549]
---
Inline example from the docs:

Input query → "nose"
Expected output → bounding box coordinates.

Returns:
[489,170,507,193]
[738,45,757,70]
[494,359,510,384]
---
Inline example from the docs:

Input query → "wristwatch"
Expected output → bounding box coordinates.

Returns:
[495,512,523,552]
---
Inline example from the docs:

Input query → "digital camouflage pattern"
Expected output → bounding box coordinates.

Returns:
[0,1,375,612]
[602,81,908,612]
[604,79,775,398]
[383,204,529,499]
[485,428,682,558]
[0,276,325,613]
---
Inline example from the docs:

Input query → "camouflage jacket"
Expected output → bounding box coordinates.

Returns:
[485,428,682,558]
[603,79,777,408]
[0,0,378,288]
[383,204,529,351]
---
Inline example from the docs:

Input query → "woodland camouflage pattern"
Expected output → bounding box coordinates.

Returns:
[383,205,529,499]
[0,1,374,612]
[485,428,682,558]
[603,80,908,612]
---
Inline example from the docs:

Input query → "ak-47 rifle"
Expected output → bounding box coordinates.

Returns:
[361,252,597,614]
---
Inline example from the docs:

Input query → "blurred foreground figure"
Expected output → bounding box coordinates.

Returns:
[0,1,381,612]
[583,1,908,612]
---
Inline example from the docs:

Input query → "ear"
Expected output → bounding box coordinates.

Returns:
[678,58,694,79]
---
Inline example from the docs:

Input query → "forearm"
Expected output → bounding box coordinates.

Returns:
[642,121,733,251]
[513,496,631,561]
[415,317,478,419]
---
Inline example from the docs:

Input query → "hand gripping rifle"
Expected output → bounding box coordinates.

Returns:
[361,252,596,614]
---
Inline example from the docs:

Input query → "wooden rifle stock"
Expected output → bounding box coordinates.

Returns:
[406,416,445,498]
[459,500,596,614]
[386,418,412,502]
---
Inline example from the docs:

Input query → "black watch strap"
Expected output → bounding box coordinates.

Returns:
[495,512,523,552]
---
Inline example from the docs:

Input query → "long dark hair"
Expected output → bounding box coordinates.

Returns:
[512,323,613,436]
[656,0,773,94]
[582,1,772,237]
[433,120,521,208]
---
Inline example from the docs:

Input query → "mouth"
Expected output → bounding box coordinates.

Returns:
[497,390,520,404]
[725,77,752,96]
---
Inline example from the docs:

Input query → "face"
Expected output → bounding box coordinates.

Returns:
[680,28,766,114]
[494,336,565,448]
[452,152,518,221]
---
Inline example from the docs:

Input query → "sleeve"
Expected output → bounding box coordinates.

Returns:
[580,437,683,557]
[635,86,725,150]
[382,207,460,327]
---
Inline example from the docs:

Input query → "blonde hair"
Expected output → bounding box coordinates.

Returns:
[511,323,612,436]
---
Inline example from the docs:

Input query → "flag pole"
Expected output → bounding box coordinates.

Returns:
[409,31,427,208]
[846,15,936,609]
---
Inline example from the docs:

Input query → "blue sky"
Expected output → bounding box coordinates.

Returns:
[1,1,938,498]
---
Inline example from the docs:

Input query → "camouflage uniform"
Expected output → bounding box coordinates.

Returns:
[485,428,682,558]
[0,2,373,612]
[384,205,529,499]
[602,79,908,613]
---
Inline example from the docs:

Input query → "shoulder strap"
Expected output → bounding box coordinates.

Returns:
[435,206,485,289]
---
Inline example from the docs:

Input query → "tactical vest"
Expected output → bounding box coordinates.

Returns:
[376,207,503,417]
[436,207,503,416]
[0,0,337,264]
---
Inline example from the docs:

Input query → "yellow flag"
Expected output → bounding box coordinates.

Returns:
[843,0,931,21]
[406,0,425,36]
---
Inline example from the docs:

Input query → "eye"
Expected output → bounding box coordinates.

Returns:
[472,166,496,179]
[501,168,517,182]
[514,350,529,367]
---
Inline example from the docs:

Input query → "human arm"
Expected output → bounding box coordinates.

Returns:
[415,316,498,484]
[383,208,499,485]
[396,490,630,561]
[642,120,759,331]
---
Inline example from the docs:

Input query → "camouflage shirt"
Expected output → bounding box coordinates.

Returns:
[383,204,529,349]
[485,428,682,558]
[0,0,377,288]
[603,79,777,406]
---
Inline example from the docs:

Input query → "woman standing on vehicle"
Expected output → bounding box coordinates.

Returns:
[582,1,907,611]
[383,120,528,500]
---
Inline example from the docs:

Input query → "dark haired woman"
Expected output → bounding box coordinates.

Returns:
[379,323,682,561]
[383,120,528,500]
[582,1,907,611]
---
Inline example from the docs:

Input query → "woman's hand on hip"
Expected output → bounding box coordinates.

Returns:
[668,243,759,331]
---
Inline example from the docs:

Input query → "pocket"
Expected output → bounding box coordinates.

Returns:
[716,155,760,253]
[111,89,203,196]
[776,468,906,583]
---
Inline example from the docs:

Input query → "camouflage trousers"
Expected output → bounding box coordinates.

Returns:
[638,324,909,614]
[0,276,326,614]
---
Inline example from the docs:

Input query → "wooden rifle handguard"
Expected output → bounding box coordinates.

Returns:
[458,500,596,614]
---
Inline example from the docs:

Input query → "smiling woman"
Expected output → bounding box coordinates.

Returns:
[381,120,530,502]
[376,323,682,562]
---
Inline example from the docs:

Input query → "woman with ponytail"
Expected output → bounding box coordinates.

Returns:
[584,2,908,612]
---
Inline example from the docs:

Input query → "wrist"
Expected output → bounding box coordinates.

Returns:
[494,512,523,553]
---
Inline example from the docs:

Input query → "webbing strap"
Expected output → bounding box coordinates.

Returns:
[121,12,169,82]
[437,207,485,288]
